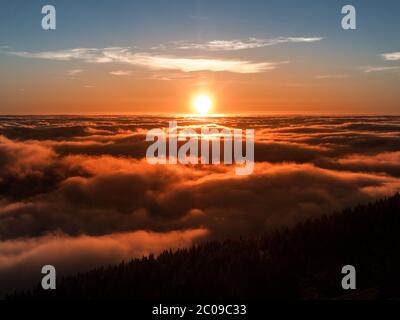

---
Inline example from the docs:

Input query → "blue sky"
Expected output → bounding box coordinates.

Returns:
[1,0,399,50]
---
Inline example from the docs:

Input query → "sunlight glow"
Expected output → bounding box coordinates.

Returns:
[193,95,213,115]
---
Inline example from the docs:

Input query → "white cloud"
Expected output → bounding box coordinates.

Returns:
[10,48,101,61]
[381,52,400,61]
[363,66,400,73]
[6,47,283,74]
[177,37,324,51]
[122,53,281,73]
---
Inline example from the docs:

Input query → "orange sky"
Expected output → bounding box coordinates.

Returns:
[2,62,400,115]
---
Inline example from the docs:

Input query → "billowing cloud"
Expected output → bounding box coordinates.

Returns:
[177,37,324,51]
[1,115,400,295]
[0,229,208,295]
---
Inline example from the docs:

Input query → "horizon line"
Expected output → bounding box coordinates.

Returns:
[1,112,400,117]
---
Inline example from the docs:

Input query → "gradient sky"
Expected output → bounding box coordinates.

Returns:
[0,0,399,114]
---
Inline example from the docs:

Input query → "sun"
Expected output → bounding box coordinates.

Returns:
[193,95,213,115]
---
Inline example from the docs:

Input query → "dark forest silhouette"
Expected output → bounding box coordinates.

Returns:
[9,194,400,300]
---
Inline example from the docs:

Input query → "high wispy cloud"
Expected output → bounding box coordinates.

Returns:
[381,52,400,61]
[315,74,349,79]
[110,70,132,76]
[363,66,400,73]
[176,37,324,51]
[6,47,281,74]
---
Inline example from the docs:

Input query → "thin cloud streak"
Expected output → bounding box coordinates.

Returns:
[315,74,349,79]
[67,69,84,76]
[110,70,132,76]
[363,66,400,73]
[176,37,324,51]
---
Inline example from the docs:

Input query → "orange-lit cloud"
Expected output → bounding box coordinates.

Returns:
[1,116,400,294]
[0,229,208,294]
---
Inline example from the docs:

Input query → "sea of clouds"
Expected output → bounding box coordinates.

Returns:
[1,115,400,294]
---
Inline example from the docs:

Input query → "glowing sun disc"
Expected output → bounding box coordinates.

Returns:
[193,95,212,115]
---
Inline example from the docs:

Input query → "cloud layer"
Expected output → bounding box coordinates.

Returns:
[0,229,207,294]
[1,115,400,294]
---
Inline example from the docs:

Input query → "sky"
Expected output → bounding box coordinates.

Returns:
[0,0,400,114]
